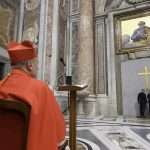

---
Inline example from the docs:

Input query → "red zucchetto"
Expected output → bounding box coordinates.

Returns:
[7,40,37,64]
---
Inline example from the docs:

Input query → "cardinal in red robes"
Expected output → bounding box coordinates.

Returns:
[0,40,66,150]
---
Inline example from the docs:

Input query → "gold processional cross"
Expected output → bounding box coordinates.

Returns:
[137,66,150,93]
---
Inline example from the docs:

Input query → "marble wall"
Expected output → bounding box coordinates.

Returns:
[79,0,150,117]
[104,0,150,116]
[48,0,150,117]
[121,58,150,116]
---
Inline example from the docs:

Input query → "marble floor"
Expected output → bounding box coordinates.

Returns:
[65,115,150,150]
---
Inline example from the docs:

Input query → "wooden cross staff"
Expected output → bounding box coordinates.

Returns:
[137,66,150,93]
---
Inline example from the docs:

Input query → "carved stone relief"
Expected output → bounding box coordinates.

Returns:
[104,0,149,11]
[71,0,79,14]
[105,0,123,10]
[22,22,39,44]
[0,4,12,48]
[0,2,16,48]
[25,0,40,11]
[23,1,40,46]
[105,0,113,8]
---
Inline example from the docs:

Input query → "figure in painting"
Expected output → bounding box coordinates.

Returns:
[131,21,150,45]
[122,34,137,48]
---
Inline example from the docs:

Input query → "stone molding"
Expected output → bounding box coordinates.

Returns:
[126,0,148,4]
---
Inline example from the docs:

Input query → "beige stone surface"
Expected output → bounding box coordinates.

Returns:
[78,0,94,93]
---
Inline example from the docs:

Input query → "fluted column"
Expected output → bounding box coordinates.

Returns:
[78,0,94,93]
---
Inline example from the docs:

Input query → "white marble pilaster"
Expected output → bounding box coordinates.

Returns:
[38,0,48,81]
[50,0,60,89]
[18,0,25,42]
[106,13,117,115]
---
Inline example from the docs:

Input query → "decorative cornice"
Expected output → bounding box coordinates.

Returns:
[126,0,148,4]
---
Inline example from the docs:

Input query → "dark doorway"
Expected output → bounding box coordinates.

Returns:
[0,62,5,80]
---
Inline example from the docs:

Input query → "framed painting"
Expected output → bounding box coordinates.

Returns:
[114,10,150,54]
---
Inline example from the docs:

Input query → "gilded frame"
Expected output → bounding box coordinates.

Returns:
[114,10,150,54]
